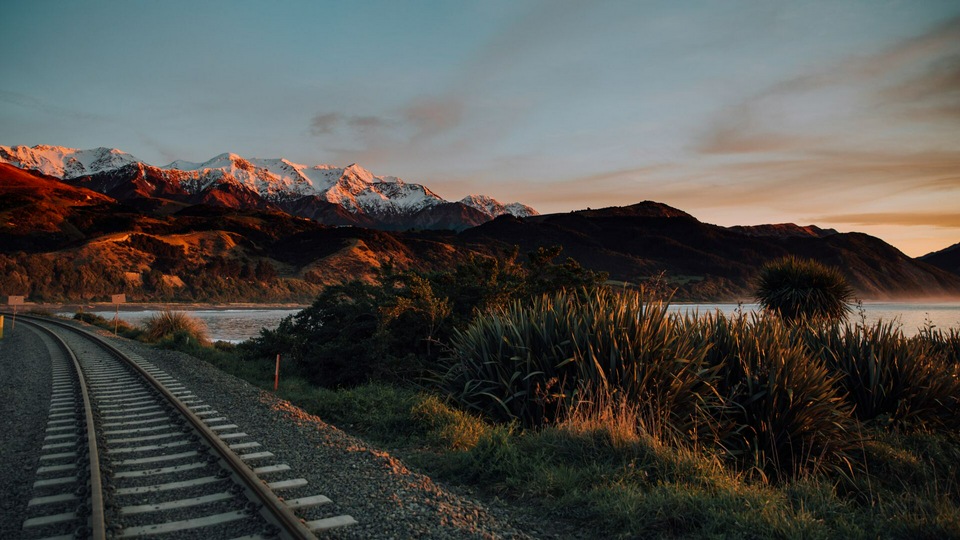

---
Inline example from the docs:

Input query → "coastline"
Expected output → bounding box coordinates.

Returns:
[29,302,310,313]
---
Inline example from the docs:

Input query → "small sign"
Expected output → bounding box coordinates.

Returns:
[7,296,23,306]
[112,294,126,304]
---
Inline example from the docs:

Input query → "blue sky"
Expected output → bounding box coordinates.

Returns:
[2,1,958,256]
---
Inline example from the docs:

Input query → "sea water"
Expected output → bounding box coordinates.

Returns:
[61,309,300,343]
[667,302,960,337]
[66,302,960,343]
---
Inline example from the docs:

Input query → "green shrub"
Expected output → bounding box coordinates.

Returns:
[74,311,110,325]
[73,311,143,339]
[246,248,606,389]
[755,256,854,323]
[442,291,584,426]
[443,288,719,438]
[688,313,858,480]
[142,311,209,346]
[805,321,960,432]
[917,327,960,367]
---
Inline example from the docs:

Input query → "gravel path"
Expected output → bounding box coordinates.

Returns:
[0,320,55,537]
[65,321,583,539]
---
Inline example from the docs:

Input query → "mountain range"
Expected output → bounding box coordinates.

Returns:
[1,144,959,303]
[0,145,537,230]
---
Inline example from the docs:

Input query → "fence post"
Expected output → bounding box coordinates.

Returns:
[274,354,281,391]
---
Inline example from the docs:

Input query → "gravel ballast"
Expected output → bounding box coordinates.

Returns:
[0,321,56,537]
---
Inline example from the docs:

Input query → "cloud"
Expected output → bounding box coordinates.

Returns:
[814,212,960,228]
[881,53,960,120]
[679,149,960,207]
[403,97,465,139]
[348,115,392,131]
[310,98,464,141]
[309,112,341,135]
[698,15,960,155]
[0,89,105,122]
[310,111,396,138]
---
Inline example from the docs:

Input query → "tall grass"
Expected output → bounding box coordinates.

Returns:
[142,310,210,347]
[804,321,960,432]
[73,311,144,339]
[444,289,872,479]
[181,297,960,538]
[695,313,857,480]
[443,289,719,438]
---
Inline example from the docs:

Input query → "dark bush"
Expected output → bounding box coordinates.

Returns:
[755,256,854,323]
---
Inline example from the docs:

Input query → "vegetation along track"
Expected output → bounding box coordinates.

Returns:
[15,314,356,539]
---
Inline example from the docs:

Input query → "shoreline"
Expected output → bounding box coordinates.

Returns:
[30,303,310,313]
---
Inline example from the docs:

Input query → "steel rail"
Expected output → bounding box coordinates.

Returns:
[20,314,318,540]
[19,317,107,540]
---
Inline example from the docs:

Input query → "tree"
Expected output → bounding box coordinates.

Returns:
[755,256,854,324]
[523,246,608,297]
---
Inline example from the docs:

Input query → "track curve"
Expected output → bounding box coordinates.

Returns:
[14,315,356,539]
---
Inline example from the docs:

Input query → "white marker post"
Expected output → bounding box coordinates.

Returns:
[111,294,126,335]
[8,296,24,331]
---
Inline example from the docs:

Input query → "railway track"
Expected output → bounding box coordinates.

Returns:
[15,315,356,539]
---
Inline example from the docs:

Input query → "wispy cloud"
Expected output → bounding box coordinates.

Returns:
[309,112,341,135]
[0,89,106,122]
[310,96,463,143]
[698,15,960,155]
[348,115,393,131]
[403,96,464,139]
[814,212,960,228]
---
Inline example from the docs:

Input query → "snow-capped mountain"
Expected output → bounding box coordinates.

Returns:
[0,145,138,179]
[0,144,536,230]
[460,195,538,219]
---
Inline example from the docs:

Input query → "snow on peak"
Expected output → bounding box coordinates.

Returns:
[0,144,138,179]
[342,163,376,184]
[1,143,538,221]
[460,195,539,218]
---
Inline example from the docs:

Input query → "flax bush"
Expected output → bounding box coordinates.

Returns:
[917,327,960,367]
[442,288,719,435]
[689,313,858,480]
[755,256,854,324]
[804,321,960,432]
[445,290,958,480]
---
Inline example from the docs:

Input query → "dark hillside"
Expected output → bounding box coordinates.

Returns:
[921,242,960,277]
[3,165,958,302]
[461,203,960,300]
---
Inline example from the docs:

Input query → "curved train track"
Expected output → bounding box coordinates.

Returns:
[14,314,356,539]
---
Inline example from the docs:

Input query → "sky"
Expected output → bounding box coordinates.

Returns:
[2,1,958,257]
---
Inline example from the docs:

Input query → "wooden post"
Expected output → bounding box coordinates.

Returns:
[274,354,281,391]
[7,296,23,330]
[111,294,126,336]
[0,315,4,340]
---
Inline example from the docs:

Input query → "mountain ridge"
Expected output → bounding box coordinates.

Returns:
[2,152,959,303]
[0,144,538,230]
[921,242,960,278]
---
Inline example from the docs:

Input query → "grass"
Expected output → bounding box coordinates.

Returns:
[80,297,960,538]
[142,310,210,346]
[73,309,214,348]
[240,377,960,539]
[73,311,145,340]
